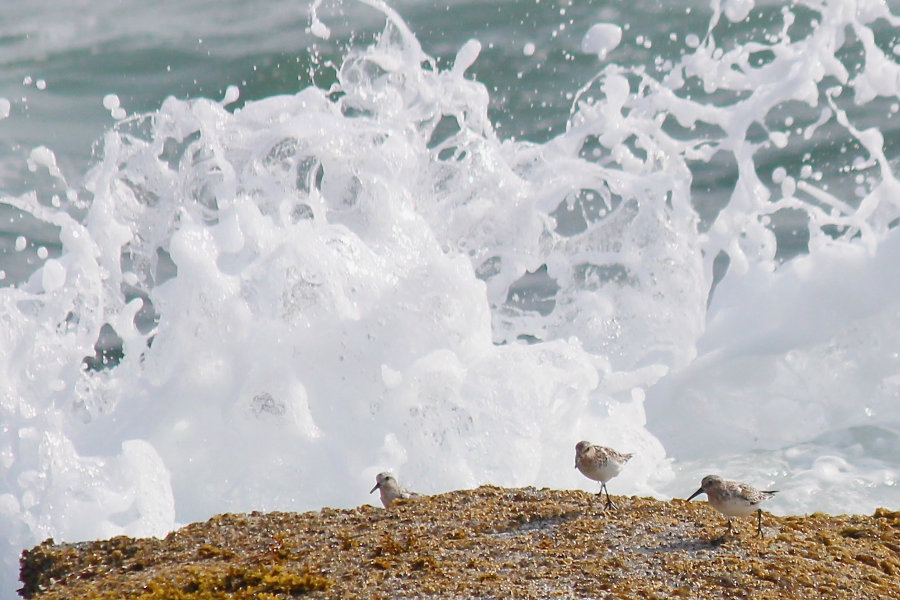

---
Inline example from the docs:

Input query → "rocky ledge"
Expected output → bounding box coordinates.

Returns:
[19,486,900,599]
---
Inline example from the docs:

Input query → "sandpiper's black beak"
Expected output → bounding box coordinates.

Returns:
[370,483,380,494]
[687,487,704,501]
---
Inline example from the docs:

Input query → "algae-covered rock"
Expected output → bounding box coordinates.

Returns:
[19,487,900,599]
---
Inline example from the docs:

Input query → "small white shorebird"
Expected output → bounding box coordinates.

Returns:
[687,474,777,537]
[574,440,634,509]
[370,472,419,508]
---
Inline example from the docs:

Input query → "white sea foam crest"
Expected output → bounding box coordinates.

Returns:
[2,0,900,593]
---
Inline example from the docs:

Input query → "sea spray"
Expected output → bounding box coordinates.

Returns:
[2,0,900,594]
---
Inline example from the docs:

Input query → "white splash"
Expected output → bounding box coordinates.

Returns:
[2,0,900,594]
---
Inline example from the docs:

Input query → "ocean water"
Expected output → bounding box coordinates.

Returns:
[2,0,900,593]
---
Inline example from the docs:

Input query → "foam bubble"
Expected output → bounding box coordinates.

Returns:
[581,23,622,59]
[723,0,755,22]
[310,20,330,39]
[102,93,120,110]
[103,93,127,119]
[222,85,240,106]
[453,39,482,75]
[27,146,64,180]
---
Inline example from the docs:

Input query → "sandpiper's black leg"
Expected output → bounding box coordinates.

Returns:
[756,509,764,537]
[602,483,618,510]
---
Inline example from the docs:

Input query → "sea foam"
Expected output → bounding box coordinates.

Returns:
[2,0,900,593]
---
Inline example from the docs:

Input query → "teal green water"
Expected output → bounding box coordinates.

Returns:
[0,1,715,178]
[3,1,900,182]
[1,0,899,277]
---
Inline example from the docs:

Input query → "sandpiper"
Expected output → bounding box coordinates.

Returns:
[687,474,777,537]
[370,472,419,508]
[574,440,634,509]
